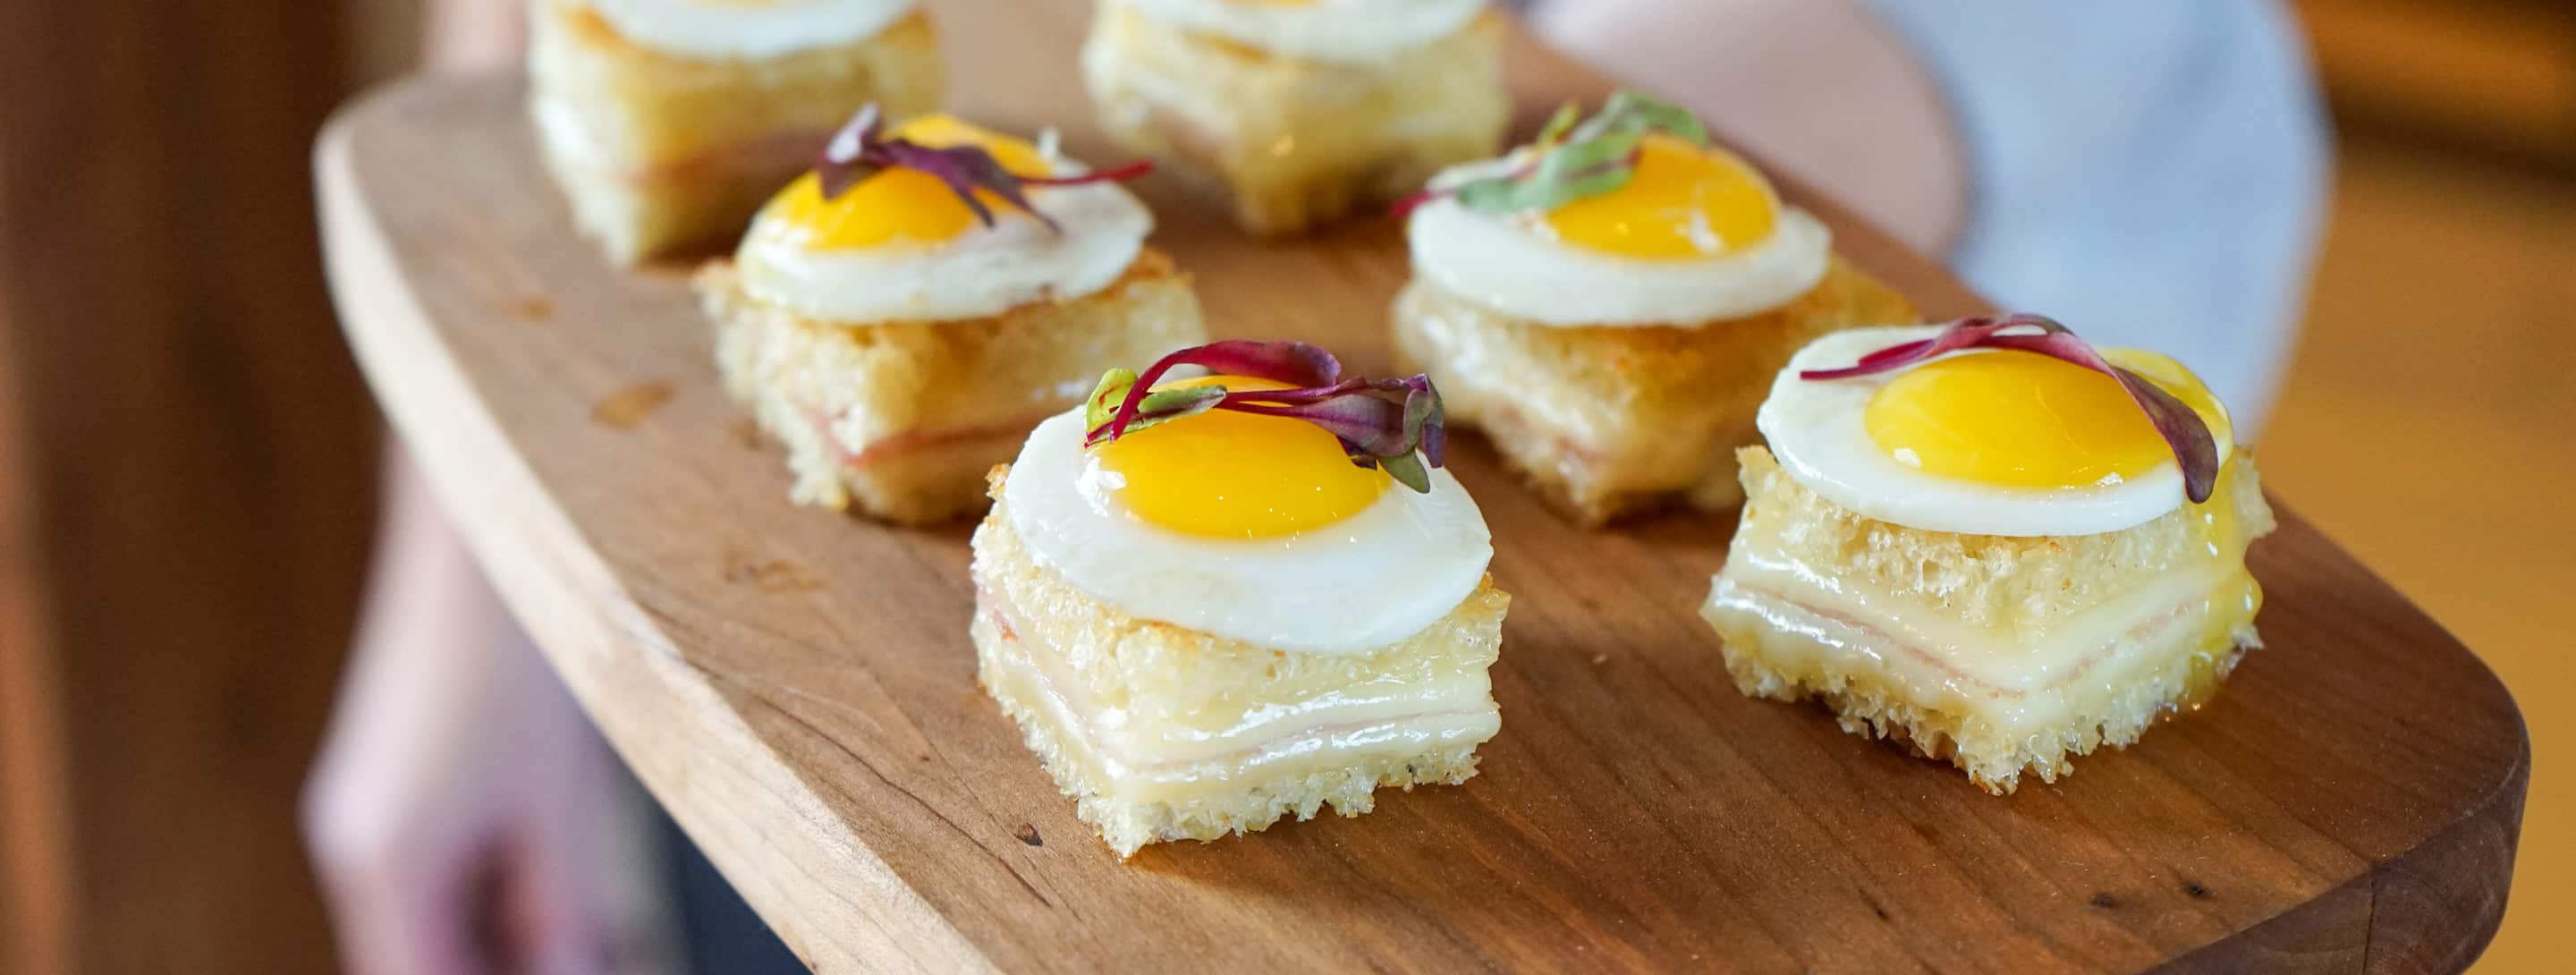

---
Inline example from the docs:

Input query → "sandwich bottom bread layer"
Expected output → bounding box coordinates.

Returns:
[1703,447,2276,793]
[970,470,1506,857]
[1394,257,1913,525]
[700,249,1206,523]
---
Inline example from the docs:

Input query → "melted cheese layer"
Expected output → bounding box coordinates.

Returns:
[979,592,1499,805]
[578,0,919,60]
[1110,0,1484,63]
[1705,565,2258,737]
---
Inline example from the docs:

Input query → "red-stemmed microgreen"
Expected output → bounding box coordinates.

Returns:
[1800,314,2224,504]
[1392,89,1712,218]
[1082,341,1449,493]
[815,105,1154,233]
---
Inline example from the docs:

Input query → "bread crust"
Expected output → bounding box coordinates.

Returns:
[1081,5,1508,234]
[1706,446,2279,792]
[529,2,945,261]
[970,470,1507,855]
[1394,257,1916,524]
[699,249,1208,522]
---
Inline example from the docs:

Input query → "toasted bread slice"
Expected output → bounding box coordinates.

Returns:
[971,469,1507,857]
[699,249,1206,523]
[1081,4,1507,235]
[529,2,945,262]
[1704,447,2277,793]
[1394,257,1915,524]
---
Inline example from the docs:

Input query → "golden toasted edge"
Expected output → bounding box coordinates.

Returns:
[528,4,945,262]
[1081,6,1509,234]
[1705,447,2275,792]
[970,465,1501,856]
[1392,258,1914,525]
[697,249,1197,522]
[1705,601,2255,794]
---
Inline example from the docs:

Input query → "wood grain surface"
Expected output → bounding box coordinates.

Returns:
[317,4,2528,971]
[1,1,375,972]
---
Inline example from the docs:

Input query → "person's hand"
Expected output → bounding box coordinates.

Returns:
[305,9,686,974]
[301,452,640,975]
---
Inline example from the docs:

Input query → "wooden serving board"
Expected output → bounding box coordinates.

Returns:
[317,4,2528,972]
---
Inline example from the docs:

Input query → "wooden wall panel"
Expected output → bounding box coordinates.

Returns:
[0,2,381,972]
[1,323,74,975]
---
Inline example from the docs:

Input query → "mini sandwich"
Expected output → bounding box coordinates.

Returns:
[1082,0,1508,234]
[1704,318,2275,793]
[972,341,1506,857]
[699,109,1207,523]
[1393,92,1914,524]
[530,0,945,262]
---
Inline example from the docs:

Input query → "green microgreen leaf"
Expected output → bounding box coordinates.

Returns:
[1116,386,1228,437]
[814,105,1153,233]
[1534,100,1582,148]
[1084,368,1139,432]
[1377,452,1433,494]
[1572,90,1711,148]
[1398,89,1719,219]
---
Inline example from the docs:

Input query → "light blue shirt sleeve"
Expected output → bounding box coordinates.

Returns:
[1861,0,2334,430]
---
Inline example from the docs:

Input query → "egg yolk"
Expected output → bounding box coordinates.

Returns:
[1862,349,2233,491]
[1091,377,1392,539]
[1538,133,1778,259]
[761,114,1053,250]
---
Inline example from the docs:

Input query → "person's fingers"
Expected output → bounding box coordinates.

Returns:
[495,649,621,975]
[308,821,492,975]
[496,829,615,975]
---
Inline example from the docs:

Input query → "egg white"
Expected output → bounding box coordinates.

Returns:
[735,163,1152,325]
[1405,158,1832,328]
[1113,0,1484,62]
[1759,326,2238,538]
[1002,410,1494,654]
[580,0,919,60]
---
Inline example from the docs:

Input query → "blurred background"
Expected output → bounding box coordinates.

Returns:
[0,0,2568,971]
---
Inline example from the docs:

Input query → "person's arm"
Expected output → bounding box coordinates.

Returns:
[304,448,624,975]
[303,5,640,974]
[1530,0,1970,258]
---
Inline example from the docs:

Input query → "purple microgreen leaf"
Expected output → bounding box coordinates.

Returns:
[1079,343,1447,493]
[815,158,880,202]
[825,103,880,164]
[1087,341,1341,444]
[877,140,1004,227]
[1794,318,2021,380]
[1020,158,1157,187]
[1402,381,1445,467]
[1164,340,1344,390]
[2114,369,2221,503]
[807,105,1151,233]
[816,104,884,199]
[1227,394,1410,458]
[1799,314,2224,504]
[933,141,1056,231]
